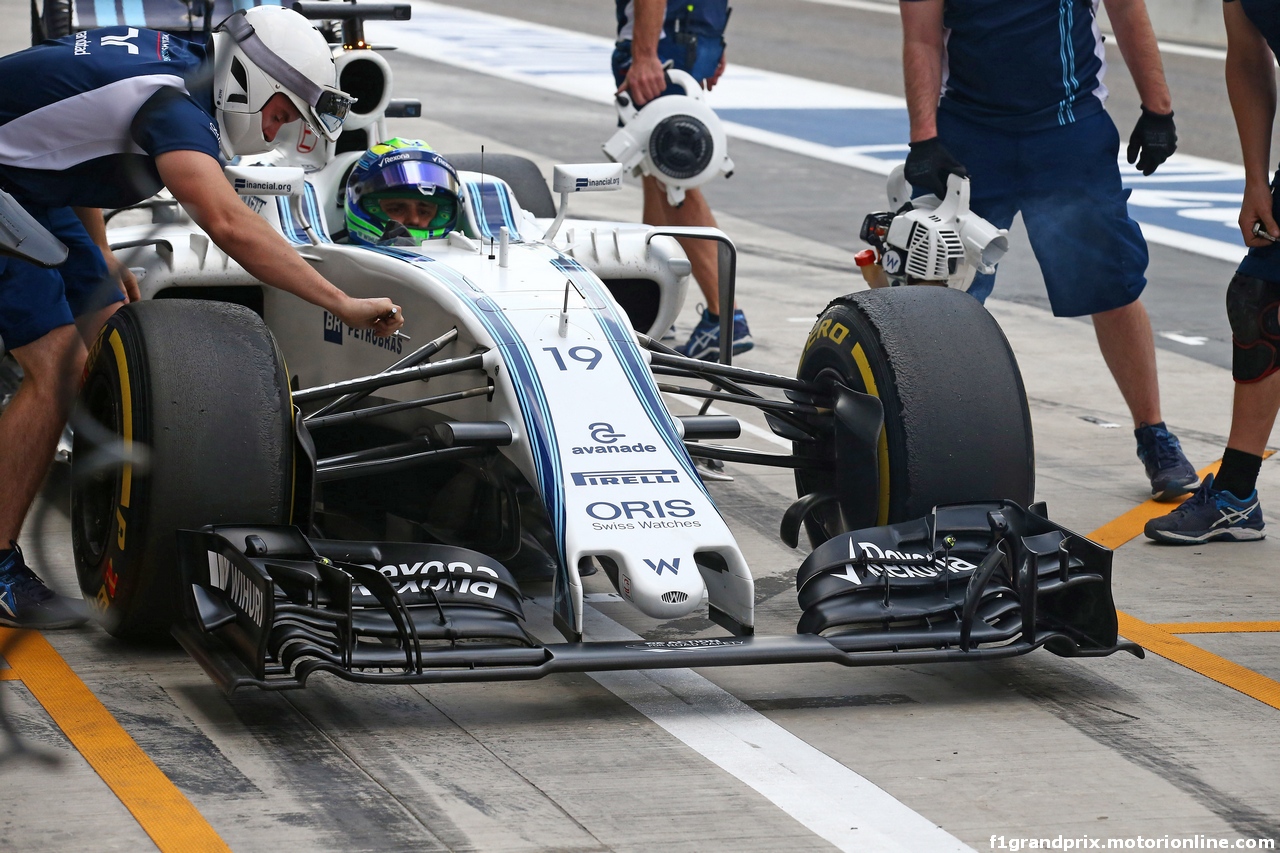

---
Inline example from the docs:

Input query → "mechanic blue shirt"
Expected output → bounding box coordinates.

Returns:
[902,0,1108,131]
[0,27,221,210]
[615,0,730,81]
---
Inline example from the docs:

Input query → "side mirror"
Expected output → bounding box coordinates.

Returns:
[543,163,625,241]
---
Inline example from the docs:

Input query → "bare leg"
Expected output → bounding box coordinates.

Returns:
[1091,299,1162,427]
[642,177,724,314]
[1226,371,1280,456]
[0,325,85,543]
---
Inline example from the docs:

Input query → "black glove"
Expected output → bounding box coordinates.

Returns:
[1127,107,1177,176]
[904,137,968,198]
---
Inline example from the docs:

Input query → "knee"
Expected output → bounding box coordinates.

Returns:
[11,325,86,396]
[1227,273,1280,383]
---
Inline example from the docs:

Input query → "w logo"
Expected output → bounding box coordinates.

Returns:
[100,29,139,54]
[644,558,680,576]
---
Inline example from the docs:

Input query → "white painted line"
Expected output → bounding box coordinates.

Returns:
[528,600,974,853]
[1135,221,1244,263]
[794,0,901,14]
[1158,331,1209,346]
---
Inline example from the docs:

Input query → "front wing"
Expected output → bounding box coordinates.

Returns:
[173,501,1142,693]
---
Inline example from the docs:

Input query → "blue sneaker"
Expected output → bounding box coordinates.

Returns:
[676,306,754,361]
[0,542,89,629]
[1144,475,1265,544]
[1135,423,1200,501]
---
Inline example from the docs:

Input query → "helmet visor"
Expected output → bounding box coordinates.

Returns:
[356,159,459,202]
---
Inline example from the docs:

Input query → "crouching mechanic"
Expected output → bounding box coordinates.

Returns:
[0,6,404,628]
[613,0,752,360]
[344,139,462,246]
[1146,0,1280,543]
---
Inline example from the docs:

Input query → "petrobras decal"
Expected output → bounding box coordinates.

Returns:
[570,422,657,455]
[625,638,747,653]
[371,560,502,598]
[322,311,403,354]
[570,469,679,486]
[831,539,978,586]
[586,499,700,530]
[206,551,265,628]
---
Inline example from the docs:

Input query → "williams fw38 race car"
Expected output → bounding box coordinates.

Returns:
[18,0,1140,692]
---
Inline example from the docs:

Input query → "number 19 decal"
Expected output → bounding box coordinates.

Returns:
[544,346,602,371]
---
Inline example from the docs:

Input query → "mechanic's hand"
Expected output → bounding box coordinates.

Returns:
[1240,181,1280,247]
[103,248,141,303]
[904,137,968,198]
[706,51,727,91]
[1127,107,1177,176]
[339,297,404,337]
[618,52,667,107]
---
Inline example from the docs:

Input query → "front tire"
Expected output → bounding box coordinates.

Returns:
[72,300,295,639]
[795,287,1034,546]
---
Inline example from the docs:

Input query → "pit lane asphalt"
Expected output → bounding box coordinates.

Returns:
[3,3,1280,851]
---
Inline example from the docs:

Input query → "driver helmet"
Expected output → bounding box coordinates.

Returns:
[211,6,354,159]
[345,139,461,245]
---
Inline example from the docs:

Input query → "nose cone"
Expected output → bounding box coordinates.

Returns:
[612,552,707,619]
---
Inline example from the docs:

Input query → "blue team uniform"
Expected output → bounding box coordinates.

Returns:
[1225,0,1280,283]
[611,1,730,93]
[0,27,221,349]
[903,0,1148,317]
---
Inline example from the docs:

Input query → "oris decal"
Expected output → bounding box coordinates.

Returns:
[587,499,700,530]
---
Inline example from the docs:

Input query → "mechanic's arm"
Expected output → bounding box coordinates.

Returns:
[899,0,966,196]
[73,207,141,303]
[1224,0,1279,244]
[156,150,403,335]
[619,0,668,107]
[1107,0,1177,174]
[1106,0,1172,113]
[900,0,945,143]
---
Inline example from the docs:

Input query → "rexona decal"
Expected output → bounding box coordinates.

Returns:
[571,422,657,455]
[375,561,500,598]
[846,540,978,581]
[571,469,679,486]
[206,551,265,627]
[586,499,700,530]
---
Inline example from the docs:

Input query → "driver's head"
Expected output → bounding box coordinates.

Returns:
[345,139,461,245]
[211,6,354,159]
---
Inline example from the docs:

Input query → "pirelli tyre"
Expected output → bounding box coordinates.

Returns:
[443,152,557,219]
[72,300,295,639]
[795,286,1034,546]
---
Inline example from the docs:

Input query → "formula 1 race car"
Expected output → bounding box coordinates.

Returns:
[23,0,1140,691]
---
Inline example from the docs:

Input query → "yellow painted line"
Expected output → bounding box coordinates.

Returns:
[1084,453,1280,711]
[0,668,18,680]
[1113,614,1280,710]
[1153,621,1280,634]
[0,628,231,852]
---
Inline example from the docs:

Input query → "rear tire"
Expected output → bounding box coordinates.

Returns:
[444,152,557,218]
[795,287,1034,546]
[72,300,295,639]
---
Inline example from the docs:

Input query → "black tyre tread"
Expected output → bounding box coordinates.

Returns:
[73,300,293,638]
[796,286,1034,539]
[443,152,557,219]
